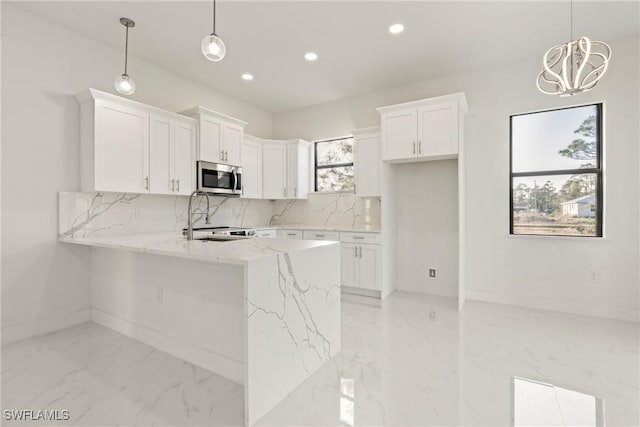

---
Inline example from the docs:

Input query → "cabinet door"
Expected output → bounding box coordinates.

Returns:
[173,120,195,195]
[354,133,381,197]
[286,144,298,198]
[241,139,262,199]
[381,108,417,161]
[94,100,149,193]
[417,103,458,158]
[149,114,173,194]
[223,123,243,166]
[358,244,381,291]
[341,243,359,288]
[199,116,223,162]
[262,144,287,199]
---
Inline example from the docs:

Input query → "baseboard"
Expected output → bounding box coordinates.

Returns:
[91,308,244,384]
[2,308,91,345]
[466,288,640,324]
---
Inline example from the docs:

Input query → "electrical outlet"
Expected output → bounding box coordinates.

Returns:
[589,272,600,283]
[155,288,163,304]
[428,269,437,278]
[429,311,436,321]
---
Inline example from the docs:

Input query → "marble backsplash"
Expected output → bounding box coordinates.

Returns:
[271,193,381,229]
[58,191,381,238]
[58,192,273,238]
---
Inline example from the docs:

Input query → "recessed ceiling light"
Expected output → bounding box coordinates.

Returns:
[389,23,404,34]
[241,73,254,81]
[304,52,318,61]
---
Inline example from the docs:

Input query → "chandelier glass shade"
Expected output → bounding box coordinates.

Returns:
[537,36,611,96]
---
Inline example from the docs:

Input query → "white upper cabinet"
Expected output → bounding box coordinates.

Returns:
[417,102,459,158]
[173,120,196,195]
[377,93,467,163]
[352,127,381,197]
[92,98,149,193]
[150,114,195,195]
[262,143,287,199]
[286,139,310,199]
[241,135,263,199]
[77,89,195,195]
[181,106,247,166]
[149,114,173,194]
[381,108,416,161]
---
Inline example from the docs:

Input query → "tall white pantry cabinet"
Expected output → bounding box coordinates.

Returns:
[77,88,196,195]
[377,93,468,308]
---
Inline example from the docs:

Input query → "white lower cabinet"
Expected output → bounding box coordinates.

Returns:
[340,232,381,293]
[280,229,303,239]
[254,228,277,238]
[302,230,340,241]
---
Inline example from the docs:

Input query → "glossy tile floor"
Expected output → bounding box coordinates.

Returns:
[2,292,638,426]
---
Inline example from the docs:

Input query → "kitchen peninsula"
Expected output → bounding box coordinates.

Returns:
[59,212,340,425]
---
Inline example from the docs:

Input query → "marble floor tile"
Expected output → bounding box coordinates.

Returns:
[2,292,638,426]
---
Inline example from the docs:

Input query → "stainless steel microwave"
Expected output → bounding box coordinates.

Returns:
[196,161,242,196]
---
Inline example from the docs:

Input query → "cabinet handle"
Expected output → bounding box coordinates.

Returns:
[144,176,149,190]
[419,140,422,154]
[220,150,224,161]
[225,150,228,162]
[413,141,416,154]
[171,179,175,192]
[354,247,358,259]
[283,188,287,198]
[294,187,297,197]
[353,236,364,240]
[176,179,180,192]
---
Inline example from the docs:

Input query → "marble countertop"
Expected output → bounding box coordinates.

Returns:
[59,232,337,266]
[252,225,381,233]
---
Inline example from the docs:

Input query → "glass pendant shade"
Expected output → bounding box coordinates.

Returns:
[201,33,226,62]
[114,73,136,95]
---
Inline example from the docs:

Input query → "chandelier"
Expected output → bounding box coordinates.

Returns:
[536,1,611,96]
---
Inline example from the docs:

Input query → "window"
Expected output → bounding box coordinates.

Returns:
[314,136,354,192]
[510,104,603,237]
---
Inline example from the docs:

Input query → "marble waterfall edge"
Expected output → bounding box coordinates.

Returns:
[245,244,341,425]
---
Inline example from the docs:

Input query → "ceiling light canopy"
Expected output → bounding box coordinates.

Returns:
[304,52,318,61]
[202,0,226,62]
[537,1,611,96]
[388,24,404,34]
[242,73,254,81]
[114,17,136,96]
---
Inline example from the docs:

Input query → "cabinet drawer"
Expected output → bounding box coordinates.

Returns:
[281,229,303,239]
[255,229,277,238]
[340,232,381,245]
[302,230,340,241]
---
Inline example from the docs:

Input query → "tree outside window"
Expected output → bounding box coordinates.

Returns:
[510,104,603,237]
[315,137,355,192]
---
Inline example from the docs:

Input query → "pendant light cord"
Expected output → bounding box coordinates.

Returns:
[212,0,216,35]
[124,23,129,75]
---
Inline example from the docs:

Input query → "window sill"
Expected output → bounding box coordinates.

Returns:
[506,234,607,242]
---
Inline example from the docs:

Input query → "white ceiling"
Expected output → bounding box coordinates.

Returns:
[12,1,640,113]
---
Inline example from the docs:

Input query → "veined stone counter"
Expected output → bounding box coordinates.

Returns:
[59,232,340,426]
[59,231,336,265]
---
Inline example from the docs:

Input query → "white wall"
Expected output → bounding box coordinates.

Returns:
[274,35,640,322]
[1,4,273,343]
[396,160,458,298]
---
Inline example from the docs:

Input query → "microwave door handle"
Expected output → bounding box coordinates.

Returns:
[232,167,238,192]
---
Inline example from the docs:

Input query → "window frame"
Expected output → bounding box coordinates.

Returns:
[314,135,355,193]
[509,103,604,237]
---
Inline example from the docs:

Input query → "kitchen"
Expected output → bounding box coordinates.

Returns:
[2,1,639,426]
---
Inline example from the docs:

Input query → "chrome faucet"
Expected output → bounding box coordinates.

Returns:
[186,190,211,241]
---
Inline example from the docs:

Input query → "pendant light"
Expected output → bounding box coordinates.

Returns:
[537,0,611,96]
[201,0,226,62]
[114,17,136,95]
